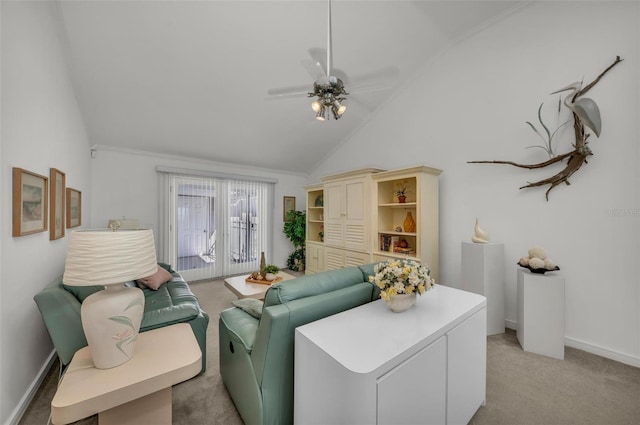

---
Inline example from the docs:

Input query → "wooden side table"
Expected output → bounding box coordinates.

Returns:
[51,323,201,425]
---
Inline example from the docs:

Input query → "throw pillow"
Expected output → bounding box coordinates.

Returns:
[232,298,264,319]
[137,266,173,290]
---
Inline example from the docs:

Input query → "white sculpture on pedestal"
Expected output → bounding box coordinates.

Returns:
[471,218,490,244]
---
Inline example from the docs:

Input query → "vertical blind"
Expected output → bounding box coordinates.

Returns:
[157,166,275,279]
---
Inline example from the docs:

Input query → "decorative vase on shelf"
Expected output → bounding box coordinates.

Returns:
[403,212,416,233]
[397,195,406,203]
[385,293,417,313]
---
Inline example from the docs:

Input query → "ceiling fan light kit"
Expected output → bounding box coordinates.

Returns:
[266,0,398,122]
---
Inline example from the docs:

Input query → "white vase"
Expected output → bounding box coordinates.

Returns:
[265,273,277,281]
[385,293,417,313]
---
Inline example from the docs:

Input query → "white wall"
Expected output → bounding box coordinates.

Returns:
[90,147,306,270]
[0,1,92,424]
[309,2,640,365]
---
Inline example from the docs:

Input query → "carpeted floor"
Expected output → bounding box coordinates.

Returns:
[20,278,640,425]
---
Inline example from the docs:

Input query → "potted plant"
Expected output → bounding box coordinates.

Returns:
[263,264,280,281]
[393,179,410,203]
[283,210,306,271]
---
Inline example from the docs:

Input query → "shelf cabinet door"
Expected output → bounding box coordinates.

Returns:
[323,182,344,247]
[306,243,324,274]
[324,178,368,251]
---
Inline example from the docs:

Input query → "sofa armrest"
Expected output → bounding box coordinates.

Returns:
[33,278,87,367]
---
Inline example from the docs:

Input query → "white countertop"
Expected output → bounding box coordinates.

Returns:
[296,284,486,374]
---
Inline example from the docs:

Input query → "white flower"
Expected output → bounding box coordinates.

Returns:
[518,257,530,267]
[528,246,547,260]
[529,257,545,269]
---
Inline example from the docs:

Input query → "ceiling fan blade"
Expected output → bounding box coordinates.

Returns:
[301,59,326,82]
[308,48,328,76]
[267,83,311,98]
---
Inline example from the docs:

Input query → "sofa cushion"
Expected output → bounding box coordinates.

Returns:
[232,298,263,319]
[140,278,200,329]
[137,265,173,290]
[263,266,365,307]
[61,284,104,303]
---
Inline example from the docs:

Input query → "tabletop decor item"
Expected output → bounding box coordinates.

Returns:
[471,218,490,243]
[468,56,623,200]
[403,211,416,232]
[63,228,158,369]
[394,179,410,203]
[370,259,435,312]
[517,246,560,274]
[263,264,280,281]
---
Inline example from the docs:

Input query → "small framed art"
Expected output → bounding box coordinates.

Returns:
[66,188,82,228]
[50,168,66,240]
[283,196,296,221]
[12,167,48,237]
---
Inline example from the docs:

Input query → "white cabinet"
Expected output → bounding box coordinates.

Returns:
[294,285,487,425]
[323,174,372,252]
[377,336,447,425]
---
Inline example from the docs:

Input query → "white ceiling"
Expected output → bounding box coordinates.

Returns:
[58,0,524,174]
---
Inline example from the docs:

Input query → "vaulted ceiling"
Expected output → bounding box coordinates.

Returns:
[58,0,524,174]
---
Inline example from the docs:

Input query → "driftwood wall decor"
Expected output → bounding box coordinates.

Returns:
[469,56,623,201]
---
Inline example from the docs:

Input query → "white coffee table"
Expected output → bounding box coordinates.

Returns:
[51,323,201,425]
[224,271,296,299]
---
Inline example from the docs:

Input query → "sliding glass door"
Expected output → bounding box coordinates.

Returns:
[159,172,273,281]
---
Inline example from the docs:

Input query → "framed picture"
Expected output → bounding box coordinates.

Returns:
[50,168,66,240]
[66,188,82,228]
[283,196,296,221]
[12,167,48,237]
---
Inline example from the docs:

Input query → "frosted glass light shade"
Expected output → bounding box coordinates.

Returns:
[63,229,158,286]
[63,229,158,369]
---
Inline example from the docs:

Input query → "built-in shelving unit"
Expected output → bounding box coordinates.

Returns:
[305,184,324,274]
[372,166,441,282]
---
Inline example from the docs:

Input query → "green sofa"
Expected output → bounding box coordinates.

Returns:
[34,263,209,374]
[219,264,379,425]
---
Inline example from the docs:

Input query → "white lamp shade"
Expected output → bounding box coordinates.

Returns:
[64,229,158,286]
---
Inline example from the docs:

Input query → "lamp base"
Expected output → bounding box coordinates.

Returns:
[81,284,145,369]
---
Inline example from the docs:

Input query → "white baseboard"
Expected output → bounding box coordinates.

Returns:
[564,336,640,368]
[503,319,640,368]
[6,350,57,425]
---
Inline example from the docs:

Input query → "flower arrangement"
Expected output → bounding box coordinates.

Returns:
[369,259,435,301]
[393,179,410,197]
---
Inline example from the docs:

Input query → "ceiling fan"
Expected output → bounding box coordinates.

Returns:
[267,0,399,121]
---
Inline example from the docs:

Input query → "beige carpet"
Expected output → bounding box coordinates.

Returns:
[20,278,640,425]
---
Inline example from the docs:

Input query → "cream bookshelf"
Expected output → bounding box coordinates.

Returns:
[372,166,441,282]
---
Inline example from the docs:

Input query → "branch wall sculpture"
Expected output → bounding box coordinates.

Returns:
[468,56,623,201]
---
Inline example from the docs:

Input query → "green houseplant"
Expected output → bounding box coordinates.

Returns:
[283,210,306,272]
[264,264,280,281]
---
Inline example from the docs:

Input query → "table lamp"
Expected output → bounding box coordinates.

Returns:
[63,228,158,369]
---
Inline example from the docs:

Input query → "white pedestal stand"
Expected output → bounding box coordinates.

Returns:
[462,242,505,335]
[517,268,565,360]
